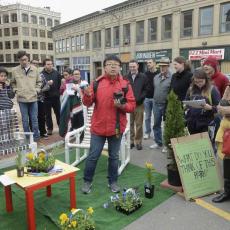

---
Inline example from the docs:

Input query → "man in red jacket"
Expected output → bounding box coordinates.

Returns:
[81,55,136,194]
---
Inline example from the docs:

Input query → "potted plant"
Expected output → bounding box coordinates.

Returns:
[26,149,55,173]
[144,162,155,198]
[58,207,95,230]
[163,90,186,186]
[15,151,24,177]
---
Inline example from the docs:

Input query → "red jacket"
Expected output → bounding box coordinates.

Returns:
[211,72,229,97]
[82,74,136,136]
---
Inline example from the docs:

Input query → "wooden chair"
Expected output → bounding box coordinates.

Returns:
[64,105,130,175]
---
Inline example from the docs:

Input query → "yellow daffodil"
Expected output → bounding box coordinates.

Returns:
[26,153,34,160]
[71,220,77,227]
[145,162,154,170]
[59,213,68,222]
[38,152,46,160]
[87,207,94,215]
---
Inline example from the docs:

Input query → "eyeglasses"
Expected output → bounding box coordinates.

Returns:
[106,63,120,67]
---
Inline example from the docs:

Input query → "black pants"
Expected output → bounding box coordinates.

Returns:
[38,101,47,136]
[44,96,60,131]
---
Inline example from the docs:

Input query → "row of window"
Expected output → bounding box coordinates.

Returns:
[55,2,230,53]
[0,41,53,50]
[0,53,53,63]
[0,27,52,38]
[0,13,59,26]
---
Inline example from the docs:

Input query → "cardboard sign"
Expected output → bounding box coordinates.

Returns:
[171,132,222,200]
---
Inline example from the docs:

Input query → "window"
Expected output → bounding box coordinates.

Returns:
[80,35,84,50]
[11,13,17,22]
[58,40,62,53]
[93,30,101,48]
[4,28,10,36]
[40,54,46,62]
[162,14,172,40]
[6,54,11,62]
[0,29,2,37]
[32,54,39,61]
[85,33,90,50]
[54,20,60,26]
[40,42,46,50]
[0,42,3,49]
[22,13,29,23]
[3,15,9,23]
[47,31,52,38]
[113,26,119,47]
[23,40,30,49]
[31,15,37,24]
[5,41,11,49]
[181,10,193,37]
[22,27,29,36]
[12,27,18,36]
[48,43,53,50]
[136,21,144,43]
[199,6,213,35]
[66,38,70,52]
[40,30,46,38]
[31,28,38,37]
[13,40,19,49]
[71,37,75,51]
[148,18,157,41]
[76,36,80,50]
[220,3,230,33]
[62,39,66,52]
[47,18,53,27]
[123,24,130,45]
[32,41,38,49]
[39,17,45,25]
[105,28,111,48]
[14,54,18,62]
[0,55,4,62]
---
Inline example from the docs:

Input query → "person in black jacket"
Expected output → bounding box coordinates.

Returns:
[41,59,61,135]
[126,60,147,150]
[170,56,192,102]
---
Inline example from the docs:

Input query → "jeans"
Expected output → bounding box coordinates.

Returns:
[84,134,122,184]
[144,98,154,134]
[152,102,166,146]
[18,101,40,141]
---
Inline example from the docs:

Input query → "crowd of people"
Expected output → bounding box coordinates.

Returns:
[0,50,230,202]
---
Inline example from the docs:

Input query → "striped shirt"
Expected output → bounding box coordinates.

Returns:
[0,87,14,110]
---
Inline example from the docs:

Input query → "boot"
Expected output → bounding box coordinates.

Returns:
[212,158,230,203]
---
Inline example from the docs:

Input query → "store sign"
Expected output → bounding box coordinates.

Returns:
[55,59,69,66]
[189,49,225,60]
[136,50,170,62]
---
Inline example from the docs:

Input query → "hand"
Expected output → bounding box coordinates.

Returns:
[48,80,53,85]
[202,103,212,110]
[114,99,125,109]
[82,86,91,96]
[72,84,79,92]
[0,83,3,90]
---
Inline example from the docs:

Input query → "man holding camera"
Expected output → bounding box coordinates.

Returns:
[81,55,136,194]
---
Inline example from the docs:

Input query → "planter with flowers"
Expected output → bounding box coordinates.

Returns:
[144,162,155,199]
[26,149,55,173]
[58,207,95,230]
[110,188,142,215]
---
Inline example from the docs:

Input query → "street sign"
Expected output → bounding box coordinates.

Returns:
[171,132,222,200]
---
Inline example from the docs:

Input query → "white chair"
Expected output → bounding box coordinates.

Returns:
[64,105,130,175]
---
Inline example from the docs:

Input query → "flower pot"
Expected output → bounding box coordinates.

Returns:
[144,184,154,199]
[17,167,24,177]
[115,203,142,215]
[167,164,182,186]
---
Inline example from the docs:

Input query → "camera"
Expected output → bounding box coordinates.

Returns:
[113,91,127,104]
[219,99,230,106]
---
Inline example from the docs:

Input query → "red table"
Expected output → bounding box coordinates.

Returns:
[4,160,79,230]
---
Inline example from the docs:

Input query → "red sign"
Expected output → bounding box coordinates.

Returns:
[189,49,225,60]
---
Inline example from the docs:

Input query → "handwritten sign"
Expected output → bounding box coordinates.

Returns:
[171,132,222,200]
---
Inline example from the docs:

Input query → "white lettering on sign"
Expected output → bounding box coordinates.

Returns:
[188,49,225,60]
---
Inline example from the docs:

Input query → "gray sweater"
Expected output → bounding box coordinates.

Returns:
[153,72,172,104]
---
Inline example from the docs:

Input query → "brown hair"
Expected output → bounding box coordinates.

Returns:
[173,56,191,71]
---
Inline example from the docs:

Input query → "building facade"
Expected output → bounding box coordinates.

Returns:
[52,0,230,80]
[0,3,60,68]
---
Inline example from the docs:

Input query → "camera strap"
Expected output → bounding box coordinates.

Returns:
[115,109,120,138]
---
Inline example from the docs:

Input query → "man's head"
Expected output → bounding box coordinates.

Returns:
[31,60,39,68]
[146,59,156,71]
[17,50,29,68]
[203,56,218,78]
[129,59,139,75]
[0,67,8,83]
[158,57,170,74]
[43,58,53,72]
[103,55,121,77]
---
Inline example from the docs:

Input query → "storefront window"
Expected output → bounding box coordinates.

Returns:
[105,28,111,48]
[113,26,119,47]
[181,10,193,37]
[123,24,130,45]
[162,14,172,40]
[220,2,230,33]
[148,18,157,41]
[199,6,213,35]
[136,21,144,43]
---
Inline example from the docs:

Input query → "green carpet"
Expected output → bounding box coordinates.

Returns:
[0,151,174,230]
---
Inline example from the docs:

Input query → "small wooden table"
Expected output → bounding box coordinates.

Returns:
[4,160,79,230]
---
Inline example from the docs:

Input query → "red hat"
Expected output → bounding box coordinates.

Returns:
[203,56,218,72]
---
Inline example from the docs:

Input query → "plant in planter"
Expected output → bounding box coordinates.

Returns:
[111,188,142,215]
[15,150,24,177]
[26,149,55,173]
[163,90,186,187]
[144,162,155,198]
[58,207,95,230]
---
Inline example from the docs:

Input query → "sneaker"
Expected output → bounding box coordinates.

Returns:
[150,143,161,149]
[162,146,168,153]
[47,130,53,135]
[143,133,150,140]
[130,143,135,149]
[81,181,92,194]
[136,144,142,150]
[108,182,120,193]
[41,133,49,139]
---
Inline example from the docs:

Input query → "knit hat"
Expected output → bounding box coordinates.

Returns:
[203,56,218,72]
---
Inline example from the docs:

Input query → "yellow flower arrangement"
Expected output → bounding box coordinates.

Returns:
[145,162,155,186]
[58,207,95,230]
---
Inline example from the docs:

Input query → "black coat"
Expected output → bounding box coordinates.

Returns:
[126,72,147,105]
[145,70,159,98]
[170,69,192,101]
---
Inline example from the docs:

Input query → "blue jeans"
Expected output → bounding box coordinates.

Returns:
[19,102,40,141]
[84,134,122,184]
[144,98,154,135]
[153,102,166,146]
